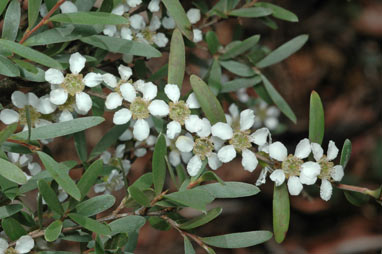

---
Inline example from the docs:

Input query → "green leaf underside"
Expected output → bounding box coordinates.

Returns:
[14,116,105,140]
[109,216,146,235]
[152,134,167,195]
[0,158,27,184]
[340,139,352,169]
[0,56,20,77]
[254,2,298,22]
[162,0,193,40]
[180,207,223,230]
[77,159,103,199]
[164,189,214,211]
[37,152,81,201]
[220,35,260,60]
[190,75,226,124]
[219,60,255,77]
[68,213,111,235]
[38,179,64,215]
[80,35,161,58]
[128,185,151,207]
[206,31,220,55]
[0,204,23,219]
[0,123,17,146]
[2,0,20,41]
[196,182,260,198]
[229,7,273,18]
[221,76,261,93]
[273,182,290,243]
[184,236,196,254]
[256,34,309,68]
[309,91,325,145]
[28,0,42,28]
[50,12,129,25]
[168,29,185,88]
[202,231,273,248]
[44,220,63,242]
[75,194,115,217]
[0,39,63,69]
[261,75,297,123]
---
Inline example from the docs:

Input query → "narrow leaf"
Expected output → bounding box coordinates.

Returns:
[74,131,87,162]
[221,76,261,93]
[184,236,195,254]
[44,220,63,242]
[206,31,220,55]
[168,29,185,88]
[0,204,23,219]
[219,60,255,77]
[255,2,298,22]
[77,159,103,198]
[37,152,81,201]
[2,217,26,240]
[162,0,193,40]
[196,182,260,199]
[190,75,226,124]
[152,133,167,195]
[68,213,111,235]
[75,194,115,216]
[0,158,27,184]
[256,35,308,68]
[164,189,214,211]
[28,0,42,28]
[220,35,260,60]
[202,231,273,248]
[80,35,161,58]
[273,182,290,243]
[180,207,222,230]
[14,116,104,140]
[2,0,20,41]
[229,7,272,18]
[109,215,146,235]
[0,55,20,77]
[0,123,17,146]
[50,12,129,25]
[261,75,297,123]
[38,179,64,215]
[340,139,352,169]
[0,0,10,16]
[208,59,222,94]
[128,185,150,207]
[309,91,324,144]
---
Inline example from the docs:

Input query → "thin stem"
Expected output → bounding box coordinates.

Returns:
[19,0,66,44]
[5,139,41,151]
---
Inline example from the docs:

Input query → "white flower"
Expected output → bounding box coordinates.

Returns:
[130,14,146,30]
[45,53,102,114]
[94,169,124,194]
[0,235,34,254]
[153,33,168,47]
[60,1,78,13]
[148,0,160,12]
[126,0,142,8]
[253,101,280,130]
[149,16,161,31]
[187,8,201,24]
[193,29,203,43]
[162,16,175,29]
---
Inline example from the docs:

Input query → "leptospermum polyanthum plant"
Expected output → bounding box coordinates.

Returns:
[0,0,380,253]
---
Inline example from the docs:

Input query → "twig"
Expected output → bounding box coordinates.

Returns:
[335,183,382,200]
[6,138,41,151]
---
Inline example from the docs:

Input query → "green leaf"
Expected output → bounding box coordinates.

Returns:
[0,204,23,219]
[19,65,46,82]
[50,11,129,25]
[254,2,298,22]
[162,0,193,40]
[340,139,352,169]
[2,0,20,41]
[273,182,290,243]
[14,116,105,140]
[2,217,26,241]
[219,60,255,77]
[74,131,87,162]
[109,215,146,235]
[220,35,260,60]
[130,173,153,190]
[128,185,151,207]
[261,75,297,123]
[0,39,63,69]
[229,7,272,18]
[202,231,273,248]
[206,31,220,55]
[0,0,10,16]
[164,189,214,211]
[221,76,261,93]
[208,59,222,94]
[190,75,226,125]
[184,236,195,254]
[89,123,128,160]
[309,91,324,144]
[180,207,223,230]
[13,58,38,74]
[38,179,64,215]
[44,220,63,242]
[68,213,111,235]
[152,133,167,195]
[28,0,42,28]
[0,123,17,146]
[77,159,103,199]
[80,35,161,58]
[0,158,27,184]
[344,191,369,207]
[196,182,260,199]
[0,55,20,77]
[75,194,115,216]
[168,29,185,89]
[37,152,81,201]
[256,34,308,68]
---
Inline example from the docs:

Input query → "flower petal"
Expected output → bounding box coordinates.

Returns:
[294,138,311,159]
[0,109,19,124]
[250,127,270,146]
[115,144,126,158]
[141,82,157,101]
[103,25,117,37]
[83,72,103,87]
[184,115,203,133]
[164,84,180,102]
[239,109,255,131]
[0,238,9,252]
[153,33,168,48]
[207,153,221,170]
[94,183,106,193]
[241,149,258,172]
[166,121,181,139]
[186,92,200,109]
[287,176,303,196]
[196,118,211,138]
[228,103,239,120]
[119,129,133,141]
[113,108,132,125]
[102,73,118,88]
[175,135,194,153]
[59,110,73,122]
[192,29,202,43]
[118,65,133,81]
[327,140,339,161]
[69,52,86,74]
[120,82,136,103]
[270,169,285,186]
[162,16,175,29]
[60,1,78,13]
[211,122,233,140]
[187,155,202,176]
[148,0,160,12]
[38,95,57,114]
[148,99,169,117]
[101,151,111,163]
[217,145,236,163]
[28,162,42,176]
[45,68,64,85]
[320,179,333,201]
[169,150,181,166]
[311,142,323,161]
[133,119,150,141]
[105,92,123,110]
[15,235,34,254]
[187,8,201,24]
[331,165,344,182]
[268,141,288,161]
[50,88,68,105]
[129,14,145,30]
[75,92,92,113]
[11,91,27,108]
[299,161,320,185]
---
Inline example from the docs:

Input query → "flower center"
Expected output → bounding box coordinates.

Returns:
[229,131,251,152]
[282,154,303,177]
[61,74,85,96]
[18,106,41,126]
[58,95,76,112]
[169,101,190,125]
[130,97,149,119]
[193,138,213,160]
[318,155,334,179]
[5,247,17,254]
[141,28,154,43]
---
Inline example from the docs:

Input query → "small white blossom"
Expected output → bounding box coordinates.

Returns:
[60,1,78,13]
[187,8,201,24]
[162,16,175,29]
[0,235,34,254]
[94,169,124,194]
[130,14,146,30]
[126,0,142,8]
[192,29,203,43]
[148,0,160,12]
